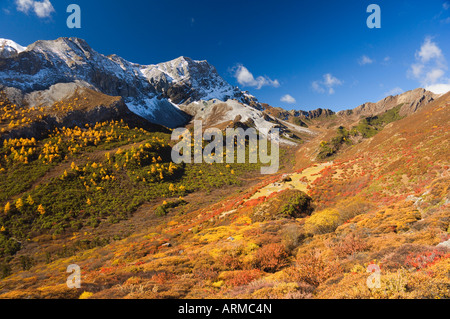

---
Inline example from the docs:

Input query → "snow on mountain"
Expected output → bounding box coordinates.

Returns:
[0,37,283,132]
[0,38,27,58]
[140,56,240,104]
[180,99,314,145]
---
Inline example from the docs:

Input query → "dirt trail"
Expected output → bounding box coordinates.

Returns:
[249,161,333,200]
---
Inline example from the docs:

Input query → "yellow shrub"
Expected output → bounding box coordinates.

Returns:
[79,291,94,299]
[212,280,224,288]
[304,209,340,234]
[15,198,23,210]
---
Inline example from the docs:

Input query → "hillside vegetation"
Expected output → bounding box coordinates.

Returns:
[0,91,449,299]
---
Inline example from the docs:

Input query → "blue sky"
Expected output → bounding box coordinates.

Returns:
[1,0,450,111]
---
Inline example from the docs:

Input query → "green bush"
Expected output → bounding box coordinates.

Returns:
[279,191,314,218]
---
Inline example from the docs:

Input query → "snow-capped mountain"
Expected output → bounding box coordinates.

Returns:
[0,37,261,128]
[0,38,26,58]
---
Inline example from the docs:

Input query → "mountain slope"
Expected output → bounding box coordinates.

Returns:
[0,39,26,59]
[0,91,447,299]
[338,88,437,119]
[0,38,265,129]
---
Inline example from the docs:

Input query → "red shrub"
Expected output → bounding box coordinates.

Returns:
[226,269,263,286]
[244,197,266,207]
[405,250,449,270]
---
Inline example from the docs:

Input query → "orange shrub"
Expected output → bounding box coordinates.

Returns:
[222,247,244,270]
[225,269,263,286]
[295,249,341,287]
[254,243,289,273]
[329,233,369,258]
[151,272,177,284]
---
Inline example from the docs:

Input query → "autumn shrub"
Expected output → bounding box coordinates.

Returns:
[223,269,263,286]
[221,246,245,270]
[404,249,449,270]
[227,278,276,297]
[251,282,309,299]
[253,243,289,273]
[278,190,314,219]
[251,189,313,222]
[329,233,370,258]
[79,291,94,299]
[295,249,341,287]
[319,255,450,299]
[304,209,341,234]
[151,272,177,284]
[336,197,373,222]
[406,257,450,298]
[193,265,219,281]
[280,224,305,253]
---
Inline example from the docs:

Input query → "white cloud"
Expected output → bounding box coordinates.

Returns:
[358,55,374,65]
[280,94,296,104]
[425,83,450,94]
[15,0,54,18]
[416,37,443,63]
[15,0,33,12]
[444,2,450,10]
[312,73,343,95]
[409,37,449,93]
[410,63,424,78]
[234,64,280,89]
[384,87,404,97]
[381,56,391,65]
[425,68,445,83]
[311,81,325,94]
[323,73,342,87]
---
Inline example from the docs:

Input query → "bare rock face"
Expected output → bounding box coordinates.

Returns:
[0,37,265,128]
[339,88,437,119]
[264,107,335,126]
[291,108,335,119]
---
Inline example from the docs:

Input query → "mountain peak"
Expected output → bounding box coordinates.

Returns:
[27,37,94,56]
[0,38,27,58]
[0,37,261,128]
[173,56,208,65]
[338,88,437,118]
